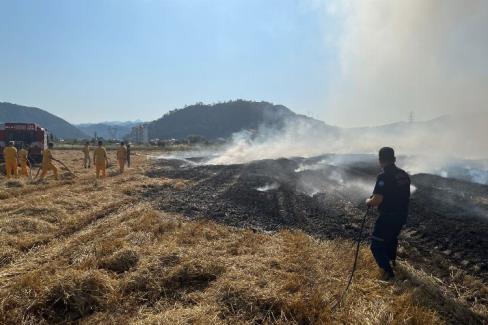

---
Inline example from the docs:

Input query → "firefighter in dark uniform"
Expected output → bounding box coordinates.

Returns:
[366,147,411,280]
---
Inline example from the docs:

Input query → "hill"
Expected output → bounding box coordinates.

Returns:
[147,100,333,140]
[0,102,87,139]
[76,121,143,140]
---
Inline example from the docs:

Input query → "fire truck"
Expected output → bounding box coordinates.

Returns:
[0,123,48,163]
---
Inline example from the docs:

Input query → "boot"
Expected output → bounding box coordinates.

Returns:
[379,269,395,281]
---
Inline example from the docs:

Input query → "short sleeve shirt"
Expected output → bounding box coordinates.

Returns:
[373,164,411,222]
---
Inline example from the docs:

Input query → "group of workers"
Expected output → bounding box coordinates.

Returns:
[3,142,30,178]
[2,140,131,181]
[82,141,131,178]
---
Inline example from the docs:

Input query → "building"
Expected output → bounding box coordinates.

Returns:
[130,124,149,144]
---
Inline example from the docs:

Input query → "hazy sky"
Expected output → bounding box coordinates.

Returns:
[1,1,486,126]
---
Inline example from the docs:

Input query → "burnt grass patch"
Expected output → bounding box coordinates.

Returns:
[143,158,367,239]
[143,155,488,280]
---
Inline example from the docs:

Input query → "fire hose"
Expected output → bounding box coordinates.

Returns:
[33,158,76,180]
[52,158,77,177]
[33,162,42,180]
[331,206,371,311]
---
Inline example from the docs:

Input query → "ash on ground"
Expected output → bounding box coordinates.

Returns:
[141,154,488,280]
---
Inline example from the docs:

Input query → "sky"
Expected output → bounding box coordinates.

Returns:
[1,0,487,126]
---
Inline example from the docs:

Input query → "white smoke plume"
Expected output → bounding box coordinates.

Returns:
[324,0,488,127]
[208,119,340,165]
[256,182,280,192]
[209,0,488,183]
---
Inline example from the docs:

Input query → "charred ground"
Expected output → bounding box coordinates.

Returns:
[143,155,488,278]
[141,154,488,322]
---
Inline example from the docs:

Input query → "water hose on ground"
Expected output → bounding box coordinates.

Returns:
[331,206,371,310]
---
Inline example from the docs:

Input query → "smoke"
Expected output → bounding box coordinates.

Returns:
[208,118,341,165]
[207,1,488,184]
[293,158,375,199]
[468,168,488,185]
[410,185,417,195]
[256,182,280,192]
[324,0,488,127]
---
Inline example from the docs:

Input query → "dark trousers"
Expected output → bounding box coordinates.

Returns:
[370,215,404,275]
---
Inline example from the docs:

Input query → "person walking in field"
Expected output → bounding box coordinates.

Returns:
[82,141,91,168]
[93,140,108,179]
[39,143,59,180]
[3,141,18,179]
[116,142,127,173]
[18,145,30,177]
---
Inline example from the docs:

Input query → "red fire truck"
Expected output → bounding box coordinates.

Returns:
[0,123,48,163]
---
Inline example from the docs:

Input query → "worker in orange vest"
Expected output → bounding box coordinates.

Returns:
[39,142,59,180]
[93,140,108,178]
[116,142,127,173]
[18,145,30,177]
[3,141,18,179]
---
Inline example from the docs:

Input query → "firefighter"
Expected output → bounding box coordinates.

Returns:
[39,142,59,180]
[3,141,18,178]
[366,147,411,280]
[18,145,29,177]
[93,140,108,178]
[82,141,91,168]
[116,141,127,173]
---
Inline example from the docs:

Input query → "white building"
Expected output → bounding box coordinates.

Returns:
[130,124,149,144]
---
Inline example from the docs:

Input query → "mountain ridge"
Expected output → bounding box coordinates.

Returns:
[146,100,336,140]
[76,121,143,140]
[0,102,87,139]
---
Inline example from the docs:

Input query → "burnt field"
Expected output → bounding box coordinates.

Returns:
[143,154,488,282]
[1,150,486,324]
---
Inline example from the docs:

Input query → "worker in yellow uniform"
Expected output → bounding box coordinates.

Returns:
[116,141,127,173]
[39,142,59,180]
[82,141,91,168]
[3,141,18,178]
[93,140,108,178]
[18,145,30,177]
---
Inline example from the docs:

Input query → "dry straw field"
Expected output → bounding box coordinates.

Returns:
[0,149,484,324]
